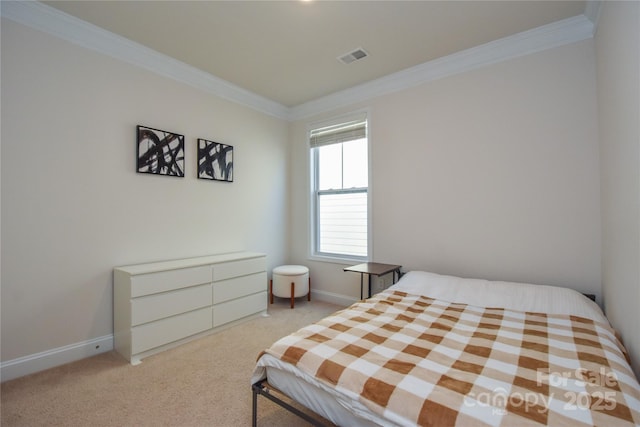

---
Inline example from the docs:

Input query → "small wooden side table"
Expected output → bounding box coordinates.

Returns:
[344,262,402,299]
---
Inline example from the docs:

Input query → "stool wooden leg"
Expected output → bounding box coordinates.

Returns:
[270,279,273,304]
[308,277,311,301]
[290,282,295,309]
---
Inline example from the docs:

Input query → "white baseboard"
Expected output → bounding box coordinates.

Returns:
[1,335,114,382]
[311,289,358,307]
[0,293,352,382]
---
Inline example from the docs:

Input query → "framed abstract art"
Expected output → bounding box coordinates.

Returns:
[136,125,185,177]
[198,139,233,182]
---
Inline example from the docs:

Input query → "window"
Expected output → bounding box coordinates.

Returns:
[310,117,368,260]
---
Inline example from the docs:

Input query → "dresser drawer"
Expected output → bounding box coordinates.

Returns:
[213,257,265,282]
[213,291,267,327]
[131,284,212,326]
[131,307,212,354]
[213,272,266,304]
[131,266,212,297]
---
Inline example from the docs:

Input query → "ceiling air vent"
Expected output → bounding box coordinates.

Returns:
[337,47,368,64]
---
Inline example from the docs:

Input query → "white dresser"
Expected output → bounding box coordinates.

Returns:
[113,252,267,364]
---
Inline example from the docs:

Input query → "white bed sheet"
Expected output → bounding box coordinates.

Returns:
[253,270,611,426]
[389,270,607,324]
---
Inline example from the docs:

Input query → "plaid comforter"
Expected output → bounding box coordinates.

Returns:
[258,290,640,426]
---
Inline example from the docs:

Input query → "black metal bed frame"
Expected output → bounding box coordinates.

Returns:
[252,379,330,427]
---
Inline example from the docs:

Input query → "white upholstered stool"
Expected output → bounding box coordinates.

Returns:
[270,265,310,309]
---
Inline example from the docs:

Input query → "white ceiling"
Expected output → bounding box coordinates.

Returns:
[42,1,587,108]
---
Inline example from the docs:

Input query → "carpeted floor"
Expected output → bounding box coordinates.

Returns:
[1,299,342,426]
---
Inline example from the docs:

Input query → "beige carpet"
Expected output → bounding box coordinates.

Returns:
[1,299,342,427]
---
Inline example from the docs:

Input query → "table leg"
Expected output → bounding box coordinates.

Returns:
[360,273,364,300]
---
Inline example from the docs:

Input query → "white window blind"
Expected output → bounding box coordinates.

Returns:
[310,120,367,148]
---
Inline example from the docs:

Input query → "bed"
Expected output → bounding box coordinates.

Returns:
[251,270,640,426]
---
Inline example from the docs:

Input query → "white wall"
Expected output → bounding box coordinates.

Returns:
[1,19,289,362]
[290,40,601,303]
[595,1,640,375]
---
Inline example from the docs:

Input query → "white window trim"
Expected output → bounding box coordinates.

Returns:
[307,109,373,264]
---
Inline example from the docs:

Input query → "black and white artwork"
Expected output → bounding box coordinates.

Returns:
[198,139,234,182]
[137,125,185,177]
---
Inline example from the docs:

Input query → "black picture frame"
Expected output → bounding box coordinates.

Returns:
[136,125,185,177]
[198,139,234,182]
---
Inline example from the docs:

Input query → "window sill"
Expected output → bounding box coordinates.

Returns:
[308,254,369,266]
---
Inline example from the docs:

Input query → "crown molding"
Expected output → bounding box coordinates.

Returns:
[288,14,595,120]
[2,2,594,122]
[0,0,290,120]
[584,1,602,34]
